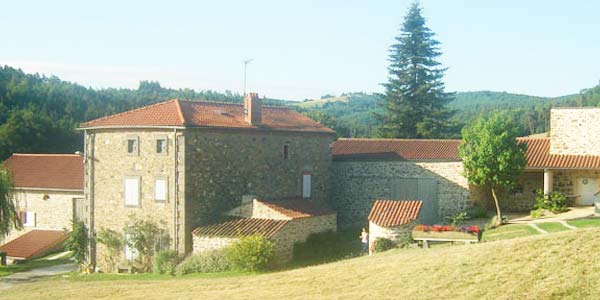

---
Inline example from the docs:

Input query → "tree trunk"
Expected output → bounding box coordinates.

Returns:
[491,187,503,226]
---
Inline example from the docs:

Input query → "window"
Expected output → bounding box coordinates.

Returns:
[154,178,168,202]
[124,177,140,206]
[283,145,289,160]
[302,174,312,199]
[156,138,167,154]
[124,234,138,261]
[21,211,36,227]
[127,138,138,155]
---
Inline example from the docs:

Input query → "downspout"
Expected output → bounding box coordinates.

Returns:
[173,129,179,253]
[84,130,97,268]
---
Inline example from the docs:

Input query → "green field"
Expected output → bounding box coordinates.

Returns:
[536,222,571,233]
[4,228,600,299]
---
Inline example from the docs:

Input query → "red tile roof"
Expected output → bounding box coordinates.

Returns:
[257,198,335,219]
[3,154,84,190]
[192,218,288,238]
[368,200,422,227]
[0,230,68,259]
[81,99,334,134]
[332,138,461,161]
[519,138,600,169]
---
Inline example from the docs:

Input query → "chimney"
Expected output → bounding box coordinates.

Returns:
[244,92,262,125]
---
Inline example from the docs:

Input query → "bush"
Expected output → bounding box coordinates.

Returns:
[123,217,170,273]
[225,235,275,272]
[175,250,230,275]
[447,212,468,226]
[95,228,124,273]
[530,208,546,219]
[466,204,488,219]
[154,250,182,275]
[292,229,361,264]
[64,220,88,268]
[486,215,508,229]
[373,238,396,253]
[534,189,568,213]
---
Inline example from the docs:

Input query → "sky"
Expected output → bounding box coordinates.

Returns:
[1,0,599,100]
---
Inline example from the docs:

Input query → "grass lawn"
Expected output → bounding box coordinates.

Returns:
[6,228,600,299]
[481,224,540,242]
[536,222,571,233]
[60,270,252,282]
[567,218,600,228]
[0,253,72,278]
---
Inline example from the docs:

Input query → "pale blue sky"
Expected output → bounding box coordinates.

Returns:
[1,0,599,100]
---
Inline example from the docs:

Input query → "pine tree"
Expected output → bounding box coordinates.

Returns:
[378,2,454,138]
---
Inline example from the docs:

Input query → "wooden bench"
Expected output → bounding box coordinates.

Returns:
[413,237,478,248]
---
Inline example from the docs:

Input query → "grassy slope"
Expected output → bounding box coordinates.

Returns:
[4,228,600,300]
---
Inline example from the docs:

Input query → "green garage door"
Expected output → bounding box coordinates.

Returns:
[391,178,439,224]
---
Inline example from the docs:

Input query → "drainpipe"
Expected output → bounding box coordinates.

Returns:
[173,129,179,253]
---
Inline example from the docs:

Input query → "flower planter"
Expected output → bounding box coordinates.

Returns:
[412,230,480,241]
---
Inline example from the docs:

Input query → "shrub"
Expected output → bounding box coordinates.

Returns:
[154,250,182,275]
[530,208,545,219]
[175,250,230,275]
[486,215,508,229]
[372,238,396,253]
[225,235,275,272]
[447,212,468,226]
[123,216,170,272]
[64,220,88,269]
[466,204,488,219]
[95,228,124,273]
[534,189,568,213]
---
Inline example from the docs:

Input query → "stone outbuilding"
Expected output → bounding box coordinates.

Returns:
[2,154,84,244]
[192,198,337,262]
[367,200,422,253]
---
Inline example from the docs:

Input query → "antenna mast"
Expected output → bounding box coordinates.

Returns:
[243,58,254,96]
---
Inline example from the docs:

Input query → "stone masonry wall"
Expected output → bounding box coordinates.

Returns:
[226,200,290,220]
[184,129,333,249]
[271,214,337,262]
[368,221,413,253]
[470,171,543,212]
[192,236,236,253]
[550,108,600,155]
[331,161,470,228]
[87,129,179,268]
[3,190,81,244]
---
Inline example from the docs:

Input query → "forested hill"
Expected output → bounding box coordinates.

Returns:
[296,89,597,138]
[1,64,598,160]
[0,65,287,160]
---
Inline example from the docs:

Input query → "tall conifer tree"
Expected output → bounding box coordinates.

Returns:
[378,2,454,138]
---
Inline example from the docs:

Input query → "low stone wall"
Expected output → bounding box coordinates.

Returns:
[470,171,543,212]
[192,236,236,253]
[368,221,413,253]
[272,214,337,262]
[331,161,471,228]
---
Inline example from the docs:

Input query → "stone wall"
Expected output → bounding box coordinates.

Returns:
[550,108,600,155]
[470,171,543,212]
[272,214,337,262]
[3,189,82,244]
[184,129,333,249]
[86,129,180,267]
[331,161,470,228]
[368,221,413,254]
[226,200,289,220]
[192,236,236,253]
[553,170,600,205]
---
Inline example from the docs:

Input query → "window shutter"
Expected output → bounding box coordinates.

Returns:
[155,179,167,201]
[125,178,140,206]
[302,174,312,199]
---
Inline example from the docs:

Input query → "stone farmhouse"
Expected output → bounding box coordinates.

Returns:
[331,107,600,228]
[78,93,335,267]
[0,154,83,260]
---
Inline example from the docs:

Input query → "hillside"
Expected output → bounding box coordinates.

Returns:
[4,228,600,299]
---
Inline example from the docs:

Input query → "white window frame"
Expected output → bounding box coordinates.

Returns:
[124,233,138,261]
[154,177,168,202]
[124,176,141,207]
[126,135,139,155]
[155,136,168,155]
[302,173,312,199]
[23,211,36,227]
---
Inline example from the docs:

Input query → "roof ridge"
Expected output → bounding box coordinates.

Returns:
[173,99,186,126]
[11,153,82,157]
[82,99,181,126]
[178,99,292,110]
[336,138,462,142]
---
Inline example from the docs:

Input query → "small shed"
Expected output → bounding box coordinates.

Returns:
[367,200,422,253]
[192,198,337,262]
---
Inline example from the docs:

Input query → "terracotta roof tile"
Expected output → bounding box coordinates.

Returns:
[81,99,334,133]
[192,218,288,238]
[257,198,335,219]
[519,138,600,169]
[0,230,68,259]
[368,200,422,227]
[332,138,461,161]
[3,154,84,190]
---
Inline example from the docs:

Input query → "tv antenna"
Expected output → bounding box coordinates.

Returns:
[243,58,254,96]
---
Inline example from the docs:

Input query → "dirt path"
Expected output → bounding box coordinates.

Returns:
[0,263,76,290]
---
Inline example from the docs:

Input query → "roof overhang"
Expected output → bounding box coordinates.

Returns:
[77,125,186,131]
[13,187,84,193]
